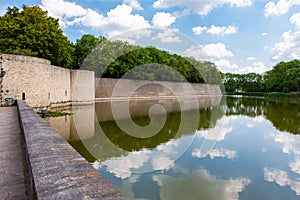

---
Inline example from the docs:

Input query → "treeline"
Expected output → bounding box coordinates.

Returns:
[76,35,221,84]
[1,5,299,91]
[0,5,221,84]
[223,59,300,94]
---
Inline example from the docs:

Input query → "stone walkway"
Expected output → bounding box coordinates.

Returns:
[0,106,27,199]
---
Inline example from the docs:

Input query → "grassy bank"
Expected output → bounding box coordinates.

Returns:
[224,92,300,98]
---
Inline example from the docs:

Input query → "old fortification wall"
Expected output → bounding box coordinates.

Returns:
[96,78,222,98]
[0,54,221,108]
[0,54,94,108]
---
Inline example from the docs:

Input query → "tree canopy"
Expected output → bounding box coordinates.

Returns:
[223,60,300,93]
[79,36,222,84]
[0,5,74,68]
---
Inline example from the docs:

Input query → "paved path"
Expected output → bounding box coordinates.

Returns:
[0,106,27,199]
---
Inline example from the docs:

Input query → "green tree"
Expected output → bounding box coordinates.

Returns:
[265,60,300,92]
[0,5,74,68]
[72,34,106,69]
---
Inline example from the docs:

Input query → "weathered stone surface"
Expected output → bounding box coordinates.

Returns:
[0,54,94,108]
[17,100,127,200]
[0,106,27,199]
[95,78,222,99]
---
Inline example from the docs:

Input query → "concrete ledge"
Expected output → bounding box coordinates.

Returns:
[17,100,127,199]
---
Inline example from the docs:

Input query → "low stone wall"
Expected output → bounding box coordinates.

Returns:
[17,100,126,199]
[96,78,222,98]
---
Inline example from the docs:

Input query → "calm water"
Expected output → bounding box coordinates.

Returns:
[47,96,300,200]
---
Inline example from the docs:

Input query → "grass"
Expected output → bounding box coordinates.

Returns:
[37,111,73,118]
[224,91,300,98]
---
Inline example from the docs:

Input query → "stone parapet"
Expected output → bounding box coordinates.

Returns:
[17,100,126,199]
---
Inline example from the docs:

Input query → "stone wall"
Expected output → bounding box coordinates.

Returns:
[96,78,222,98]
[17,100,126,199]
[0,54,222,108]
[0,54,94,108]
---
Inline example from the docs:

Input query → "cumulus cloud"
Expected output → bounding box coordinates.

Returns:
[289,156,300,175]
[153,169,251,200]
[41,0,150,38]
[264,168,300,195]
[192,148,237,160]
[123,0,143,10]
[184,43,233,60]
[152,28,181,43]
[192,26,207,35]
[271,130,300,178]
[246,56,257,61]
[193,25,238,35]
[264,0,300,17]
[271,30,300,61]
[152,12,176,28]
[153,0,253,16]
[290,12,300,29]
[207,25,238,35]
[215,59,239,71]
[238,62,267,74]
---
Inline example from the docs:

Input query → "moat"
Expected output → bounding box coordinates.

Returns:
[47,96,300,200]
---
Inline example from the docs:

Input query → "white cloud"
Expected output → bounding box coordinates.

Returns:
[207,25,238,35]
[152,29,181,43]
[238,62,267,74]
[290,12,300,29]
[246,56,257,61]
[41,0,150,38]
[271,30,300,61]
[95,136,193,178]
[105,4,150,37]
[192,148,237,160]
[264,168,300,195]
[215,59,239,71]
[289,156,300,175]
[0,5,8,16]
[262,32,268,36]
[152,12,176,28]
[80,9,107,28]
[271,131,300,177]
[151,156,175,171]
[41,0,88,27]
[102,150,150,179]
[196,116,235,142]
[192,26,207,35]
[123,0,143,10]
[184,43,233,60]
[265,0,300,17]
[153,0,253,16]
[41,0,87,18]
[193,25,238,35]
[153,169,251,200]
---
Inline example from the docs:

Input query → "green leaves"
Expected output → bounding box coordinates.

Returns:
[223,59,300,93]
[0,5,74,68]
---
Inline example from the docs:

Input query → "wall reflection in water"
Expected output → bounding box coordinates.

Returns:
[47,96,223,162]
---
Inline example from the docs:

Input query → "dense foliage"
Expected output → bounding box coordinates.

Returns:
[79,36,221,84]
[0,5,74,68]
[223,60,300,93]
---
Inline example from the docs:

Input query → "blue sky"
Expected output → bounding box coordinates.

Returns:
[1,0,300,74]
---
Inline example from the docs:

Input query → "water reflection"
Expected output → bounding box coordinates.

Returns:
[152,168,251,200]
[226,96,300,134]
[46,96,300,200]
